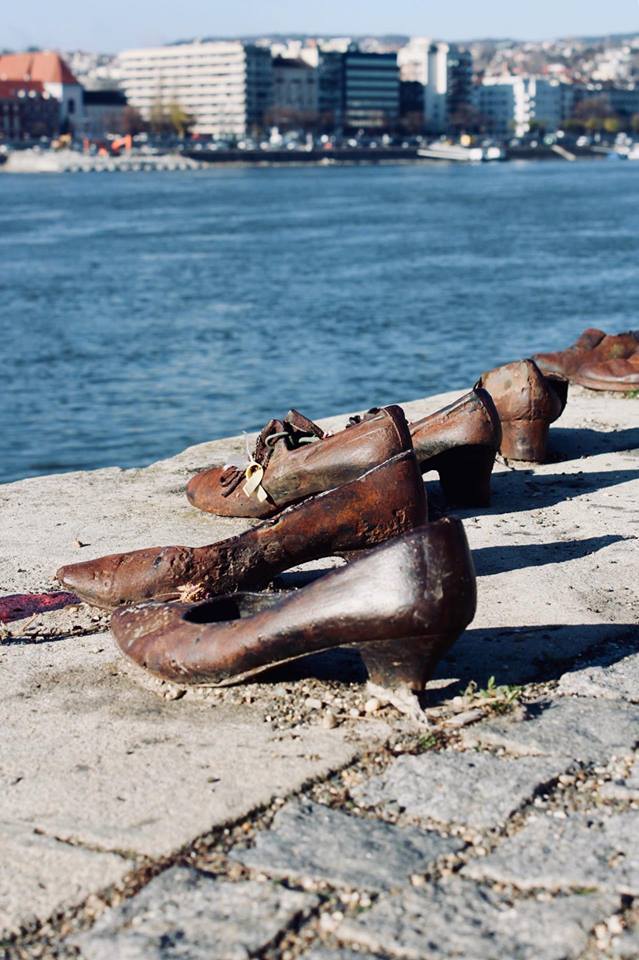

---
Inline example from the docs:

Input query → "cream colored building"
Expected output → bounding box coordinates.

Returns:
[117,40,272,135]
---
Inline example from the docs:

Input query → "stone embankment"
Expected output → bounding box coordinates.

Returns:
[0,386,637,959]
[1,149,200,174]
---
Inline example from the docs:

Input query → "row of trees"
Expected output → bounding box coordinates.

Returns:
[119,94,639,141]
[120,101,195,138]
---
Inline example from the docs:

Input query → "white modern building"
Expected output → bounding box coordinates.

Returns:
[397,37,431,84]
[424,42,474,133]
[478,76,570,137]
[117,40,273,136]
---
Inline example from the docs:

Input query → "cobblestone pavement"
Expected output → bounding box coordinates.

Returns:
[1,388,638,959]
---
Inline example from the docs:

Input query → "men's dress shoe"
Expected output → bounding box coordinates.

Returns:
[408,388,501,507]
[574,350,639,392]
[56,449,427,610]
[477,359,568,463]
[110,518,476,696]
[186,405,412,519]
[534,328,639,380]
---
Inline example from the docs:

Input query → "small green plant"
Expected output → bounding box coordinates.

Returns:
[463,676,522,714]
[416,733,439,752]
[622,390,639,399]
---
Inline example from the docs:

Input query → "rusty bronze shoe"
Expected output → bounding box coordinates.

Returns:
[55,448,427,610]
[110,518,476,699]
[574,349,639,392]
[186,405,411,519]
[408,388,501,507]
[477,359,568,463]
[534,328,639,381]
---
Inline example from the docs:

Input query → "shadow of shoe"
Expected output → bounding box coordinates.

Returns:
[474,467,639,515]
[473,534,630,577]
[430,622,638,701]
[548,426,639,462]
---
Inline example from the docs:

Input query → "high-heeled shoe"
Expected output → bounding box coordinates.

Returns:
[186,405,412,519]
[55,448,427,610]
[409,388,501,507]
[534,328,639,381]
[110,519,476,695]
[477,359,568,462]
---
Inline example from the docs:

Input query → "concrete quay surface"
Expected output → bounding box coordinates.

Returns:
[0,386,638,958]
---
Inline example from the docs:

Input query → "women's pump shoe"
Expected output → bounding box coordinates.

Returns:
[110,519,476,696]
[477,359,568,463]
[534,328,639,381]
[55,448,427,610]
[186,405,412,519]
[574,350,639,392]
[408,388,501,507]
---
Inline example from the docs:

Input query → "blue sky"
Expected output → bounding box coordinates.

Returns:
[4,0,639,52]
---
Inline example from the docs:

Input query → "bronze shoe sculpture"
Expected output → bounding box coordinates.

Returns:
[534,328,639,381]
[55,448,427,610]
[186,406,411,519]
[349,389,500,507]
[574,349,639,392]
[408,388,501,507]
[477,359,568,462]
[110,519,476,700]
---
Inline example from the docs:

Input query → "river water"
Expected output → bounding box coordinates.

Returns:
[1,159,638,484]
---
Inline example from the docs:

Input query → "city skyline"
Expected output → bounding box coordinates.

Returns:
[3,0,639,53]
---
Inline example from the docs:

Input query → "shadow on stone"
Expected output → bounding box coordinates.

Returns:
[430,622,638,700]
[473,534,628,577]
[548,425,639,462]
[485,467,639,514]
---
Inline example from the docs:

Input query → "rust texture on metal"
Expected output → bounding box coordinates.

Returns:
[185,404,413,518]
[534,327,639,381]
[409,387,501,507]
[110,519,476,693]
[477,358,568,463]
[56,448,427,610]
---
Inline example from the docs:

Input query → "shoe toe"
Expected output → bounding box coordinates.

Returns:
[56,556,120,608]
[186,466,277,518]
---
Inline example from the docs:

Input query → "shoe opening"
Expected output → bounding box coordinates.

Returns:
[183,593,282,624]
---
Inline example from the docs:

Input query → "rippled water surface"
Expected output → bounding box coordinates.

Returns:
[1,159,638,483]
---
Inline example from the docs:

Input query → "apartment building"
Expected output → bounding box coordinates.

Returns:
[478,76,571,137]
[424,42,474,133]
[117,40,273,136]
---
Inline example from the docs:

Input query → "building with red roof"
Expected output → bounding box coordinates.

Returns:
[0,51,83,131]
[0,79,60,140]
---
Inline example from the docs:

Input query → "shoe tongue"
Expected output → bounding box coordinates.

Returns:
[284,409,325,439]
[254,419,286,465]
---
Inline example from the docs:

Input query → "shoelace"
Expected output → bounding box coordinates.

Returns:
[219,412,325,500]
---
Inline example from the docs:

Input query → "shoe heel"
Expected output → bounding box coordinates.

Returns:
[360,634,454,693]
[500,419,550,462]
[434,445,495,507]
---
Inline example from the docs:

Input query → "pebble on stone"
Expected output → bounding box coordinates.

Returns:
[462,810,639,894]
[72,866,318,960]
[336,878,618,960]
[558,650,639,703]
[352,750,569,830]
[231,799,463,892]
[463,698,639,764]
[600,757,639,801]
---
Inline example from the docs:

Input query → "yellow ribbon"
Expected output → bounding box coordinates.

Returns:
[243,461,269,503]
